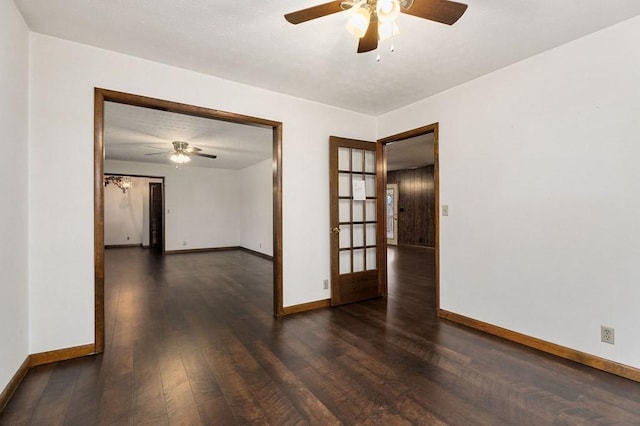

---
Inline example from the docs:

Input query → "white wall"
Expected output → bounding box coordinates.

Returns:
[106,161,242,251]
[0,0,29,393]
[239,159,273,256]
[108,159,273,256]
[378,16,640,369]
[27,34,375,352]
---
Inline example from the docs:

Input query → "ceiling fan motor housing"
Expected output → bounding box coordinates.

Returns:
[172,141,189,152]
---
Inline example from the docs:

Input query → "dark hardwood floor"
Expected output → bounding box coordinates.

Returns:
[3,246,640,425]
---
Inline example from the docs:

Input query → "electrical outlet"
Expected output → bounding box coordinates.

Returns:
[601,325,615,344]
[442,205,449,216]
[323,279,329,290]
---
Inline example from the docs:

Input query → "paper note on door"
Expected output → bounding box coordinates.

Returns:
[352,180,366,201]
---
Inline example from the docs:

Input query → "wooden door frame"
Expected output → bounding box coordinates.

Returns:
[94,88,284,353]
[377,123,440,309]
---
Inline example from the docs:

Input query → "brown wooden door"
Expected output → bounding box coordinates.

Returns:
[330,136,385,306]
[149,182,163,253]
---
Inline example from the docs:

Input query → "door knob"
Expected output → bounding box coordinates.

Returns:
[331,226,340,233]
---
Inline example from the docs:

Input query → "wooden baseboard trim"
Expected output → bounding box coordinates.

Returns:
[282,299,331,316]
[165,246,241,254]
[1,343,96,413]
[438,309,640,383]
[29,344,96,367]
[0,357,30,413]
[239,247,274,261]
[165,246,274,260]
[105,244,142,249]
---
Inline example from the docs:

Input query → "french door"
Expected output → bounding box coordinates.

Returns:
[329,136,386,306]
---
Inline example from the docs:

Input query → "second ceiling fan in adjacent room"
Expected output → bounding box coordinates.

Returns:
[145,141,217,165]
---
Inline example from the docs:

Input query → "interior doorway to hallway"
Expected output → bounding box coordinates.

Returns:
[379,123,440,308]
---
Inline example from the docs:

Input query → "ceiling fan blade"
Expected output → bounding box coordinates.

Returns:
[193,153,218,159]
[144,151,170,156]
[185,146,203,152]
[401,0,468,25]
[357,18,378,53]
[285,1,343,24]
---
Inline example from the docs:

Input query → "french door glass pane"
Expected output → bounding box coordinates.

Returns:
[352,173,365,187]
[366,223,376,245]
[338,147,350,170]
[353,248,365,272]
[364,150,375,173]
[365,175,376,197]
[353,200,364,222]
[352,149,363,172]
[366,247,376,270]
[340,251,351,274]
[339,224,351,249]
[366,200,376,221]
[339,199,351,222]
[338,173,351,197]
[353,224,364,247]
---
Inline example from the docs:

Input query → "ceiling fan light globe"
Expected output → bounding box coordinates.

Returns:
[377,0,400,23]
[346,6,370,38]
[170,152,191,164]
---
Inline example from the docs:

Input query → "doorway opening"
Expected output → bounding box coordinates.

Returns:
[94,88,284,353]
[104,173,165,252]
[148,181,164,254]
[378,123,440,309]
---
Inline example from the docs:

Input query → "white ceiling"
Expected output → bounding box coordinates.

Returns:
[14,1,640,115]
[104,102,273,169]
[386,133,434,171]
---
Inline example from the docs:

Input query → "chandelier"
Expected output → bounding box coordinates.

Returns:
[104,175,132,193]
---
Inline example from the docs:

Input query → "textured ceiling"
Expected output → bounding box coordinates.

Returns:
[104,102,273,169]
[386,133,434,171]
[14,1,640,115]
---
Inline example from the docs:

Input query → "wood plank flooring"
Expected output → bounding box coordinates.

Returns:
[2,246,640,425]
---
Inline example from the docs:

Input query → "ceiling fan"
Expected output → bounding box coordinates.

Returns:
[144,141,217,164]
[284,0,467,54]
